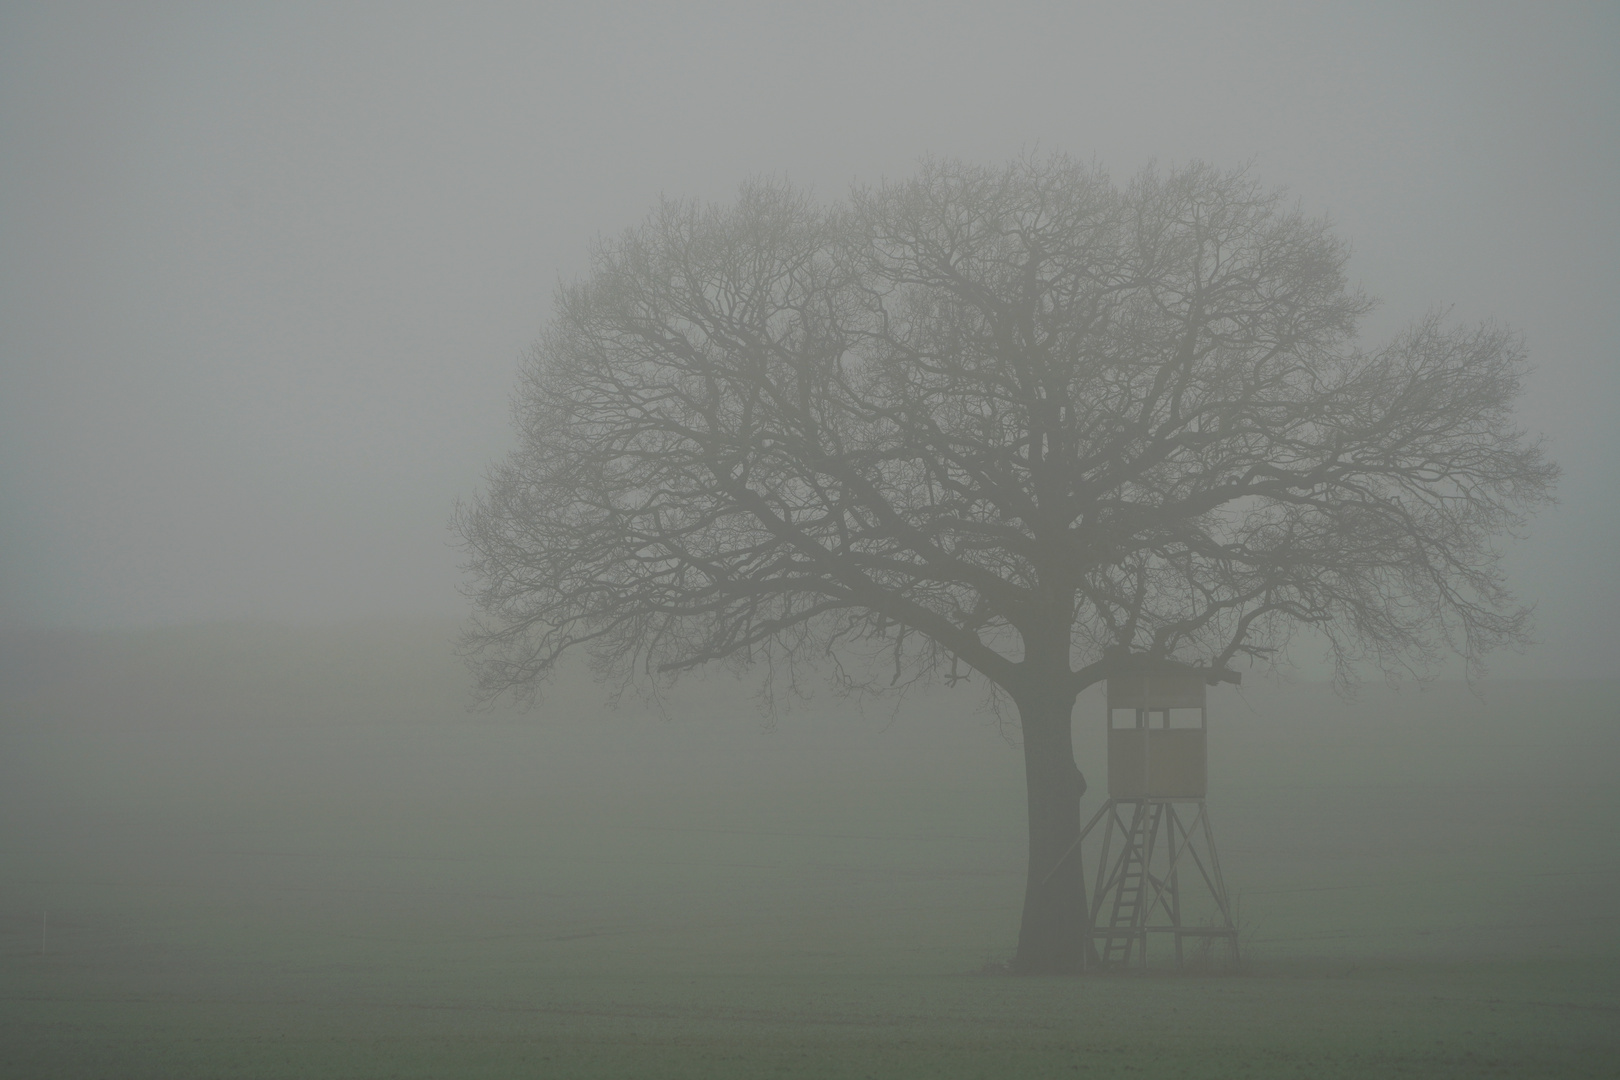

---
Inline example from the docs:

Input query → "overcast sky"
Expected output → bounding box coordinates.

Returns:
[2,2,1615,678]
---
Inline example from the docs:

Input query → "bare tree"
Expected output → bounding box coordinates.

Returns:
[459,157,1556,973]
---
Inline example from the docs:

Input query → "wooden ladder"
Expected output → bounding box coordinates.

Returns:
[1101,802,1160,968]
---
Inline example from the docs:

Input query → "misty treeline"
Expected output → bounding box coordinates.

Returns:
[458,156,1555,973]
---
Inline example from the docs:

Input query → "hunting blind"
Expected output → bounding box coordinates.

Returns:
[1072,661,1241,971]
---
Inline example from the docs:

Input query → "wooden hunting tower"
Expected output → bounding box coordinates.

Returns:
[1079,660,1241,970]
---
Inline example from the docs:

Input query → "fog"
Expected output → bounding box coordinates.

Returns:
[2,3,1616,675]
[7,622,1616,966]
[3,624,1616,1071]
[2,4,1617,1074]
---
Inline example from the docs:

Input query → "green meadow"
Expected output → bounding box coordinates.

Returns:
[2,621,1616,1077]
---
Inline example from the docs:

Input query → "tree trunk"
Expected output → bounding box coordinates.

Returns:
[1011,685,1094,974]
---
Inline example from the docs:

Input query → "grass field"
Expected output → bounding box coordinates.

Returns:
[2,621,1617,1077]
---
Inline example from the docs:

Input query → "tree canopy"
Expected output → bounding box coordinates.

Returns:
[459,157,1556,971]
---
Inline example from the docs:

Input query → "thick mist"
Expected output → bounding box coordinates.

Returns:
[1,4,1615,677]
[2,4,1617,1075]
[6,624,1616,969]
[3,625,1616,1072]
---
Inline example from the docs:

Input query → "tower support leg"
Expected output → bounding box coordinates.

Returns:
[1084,798,1238,971]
